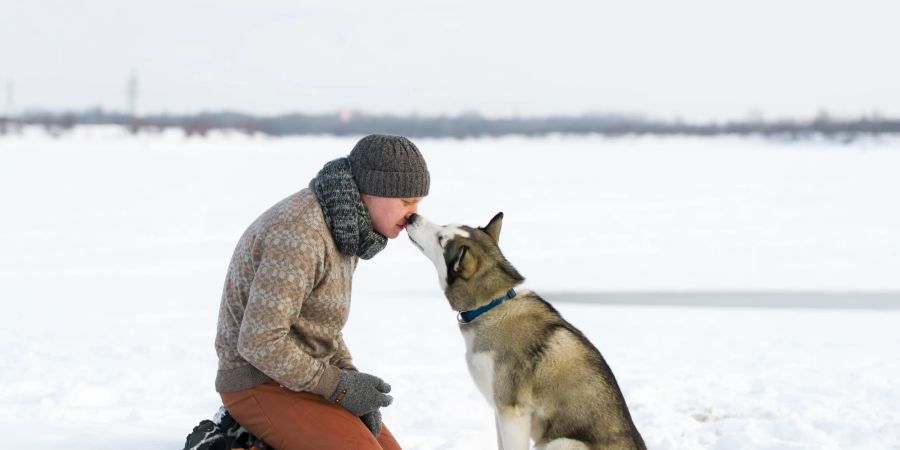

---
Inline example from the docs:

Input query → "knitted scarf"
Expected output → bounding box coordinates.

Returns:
[313,157,387,260]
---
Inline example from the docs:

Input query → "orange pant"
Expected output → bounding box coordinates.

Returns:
[221,381,402,450]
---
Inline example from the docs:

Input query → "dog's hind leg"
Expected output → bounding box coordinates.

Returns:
[496,409,531,450]
[535,438,590,450]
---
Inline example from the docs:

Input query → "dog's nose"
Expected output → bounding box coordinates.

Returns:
[407,213,419,226]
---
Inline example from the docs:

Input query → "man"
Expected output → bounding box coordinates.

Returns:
[184,134,429,450]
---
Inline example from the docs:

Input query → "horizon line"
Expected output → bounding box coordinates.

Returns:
[3,106,898,124]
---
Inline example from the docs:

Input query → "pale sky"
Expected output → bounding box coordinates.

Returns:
[2,0,899,120]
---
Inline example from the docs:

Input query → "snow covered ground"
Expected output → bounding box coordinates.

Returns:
[1,127,898,449]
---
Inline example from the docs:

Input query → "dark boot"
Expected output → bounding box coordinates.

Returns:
[182,419,232,450]
[215,406,260,449]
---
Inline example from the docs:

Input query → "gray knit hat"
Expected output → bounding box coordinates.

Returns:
[348,134,430,198]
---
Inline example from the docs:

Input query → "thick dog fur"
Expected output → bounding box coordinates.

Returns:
[407,213,645,450]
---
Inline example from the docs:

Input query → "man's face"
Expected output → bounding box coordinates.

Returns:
[361,195,422,239]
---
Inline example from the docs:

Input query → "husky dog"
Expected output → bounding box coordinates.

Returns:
[407,213,645,450]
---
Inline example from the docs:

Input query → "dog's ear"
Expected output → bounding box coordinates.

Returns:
[483,212,504,244]
[452,246,468,274]
[448,245,477,284]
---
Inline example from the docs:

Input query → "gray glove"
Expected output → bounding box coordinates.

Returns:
[360,409,382,436]
[328,370,393,416]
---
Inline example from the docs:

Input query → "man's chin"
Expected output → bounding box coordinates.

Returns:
[388,225,406,239]
[374,228,400,239]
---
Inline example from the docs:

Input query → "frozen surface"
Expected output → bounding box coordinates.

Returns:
[1,127,898,448]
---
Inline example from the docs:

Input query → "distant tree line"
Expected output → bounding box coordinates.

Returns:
[2,108,899,141]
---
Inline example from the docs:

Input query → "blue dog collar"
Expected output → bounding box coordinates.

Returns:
[458,289,518,324]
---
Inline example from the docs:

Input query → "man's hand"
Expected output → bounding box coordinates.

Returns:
[328,370,393,416]
[360,410,382,436]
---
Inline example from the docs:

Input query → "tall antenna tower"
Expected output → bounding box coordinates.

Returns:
[127,71,138,118]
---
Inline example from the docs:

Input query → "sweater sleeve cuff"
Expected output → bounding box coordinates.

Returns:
[309,364,342,398]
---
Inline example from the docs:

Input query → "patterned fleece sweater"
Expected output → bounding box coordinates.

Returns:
[215,187,358,396]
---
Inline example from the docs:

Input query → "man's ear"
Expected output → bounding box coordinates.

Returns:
[483,212,504,244]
